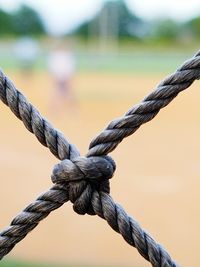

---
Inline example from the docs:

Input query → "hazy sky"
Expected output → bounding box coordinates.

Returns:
[0,0,200,35]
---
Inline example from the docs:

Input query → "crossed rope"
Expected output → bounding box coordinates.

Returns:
[0,50,200,267]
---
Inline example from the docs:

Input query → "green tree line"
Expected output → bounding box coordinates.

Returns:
[0,1,200,44]
[73,0,200,44]
[0,4,45,36]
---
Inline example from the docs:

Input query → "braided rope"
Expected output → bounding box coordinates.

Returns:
[0,50,199,266]
[88,50,200,156]
[0,72,79,160]
[0,184,69,259]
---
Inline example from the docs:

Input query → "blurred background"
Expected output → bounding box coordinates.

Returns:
[0,0,200,266]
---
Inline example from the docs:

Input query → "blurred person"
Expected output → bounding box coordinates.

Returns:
[14,37,39,75]
[48,43,76,113]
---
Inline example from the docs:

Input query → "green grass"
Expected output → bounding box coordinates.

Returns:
[0,260,56,267]
[0,48,198,74]
[0,259,123,267]
[0,260,78,267]
[77,50,194,73]
[0,261,45,267]
[0,259,83,267]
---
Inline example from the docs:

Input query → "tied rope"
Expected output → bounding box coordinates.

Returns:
[0,50,200,267]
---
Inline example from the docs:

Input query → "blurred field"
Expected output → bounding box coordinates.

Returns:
[0,68,200,267]
[0,43,198,73]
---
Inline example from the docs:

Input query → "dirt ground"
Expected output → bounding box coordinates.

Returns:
[0,71,199,267]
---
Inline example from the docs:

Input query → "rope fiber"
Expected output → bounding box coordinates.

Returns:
[0,50,200,266]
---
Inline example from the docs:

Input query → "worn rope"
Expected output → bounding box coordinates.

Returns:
[0,50,199,266]
[88,50,200,156]
[0,73,79,160]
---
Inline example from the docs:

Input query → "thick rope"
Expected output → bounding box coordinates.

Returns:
[91,192,177,267]
[0,72,79,160]
[0,184,69,259]
[0,51,199,266]
[88,50,200,156]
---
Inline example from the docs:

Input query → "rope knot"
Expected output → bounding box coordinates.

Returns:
[51,155,116,215]
[51,155,116,184]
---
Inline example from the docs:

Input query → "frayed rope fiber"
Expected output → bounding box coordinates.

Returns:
[0,50,200,266]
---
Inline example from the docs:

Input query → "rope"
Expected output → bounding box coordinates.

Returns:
[88,50,200,156]
[0,50,199,266]
[0,73,79,160]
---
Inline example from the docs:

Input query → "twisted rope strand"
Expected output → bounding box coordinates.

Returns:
[92,191,178,267]
[87,51,200,157]
[0,70,81,258]
[0,71,79,160]
[0,51,199,266]
[0,184,69,259]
